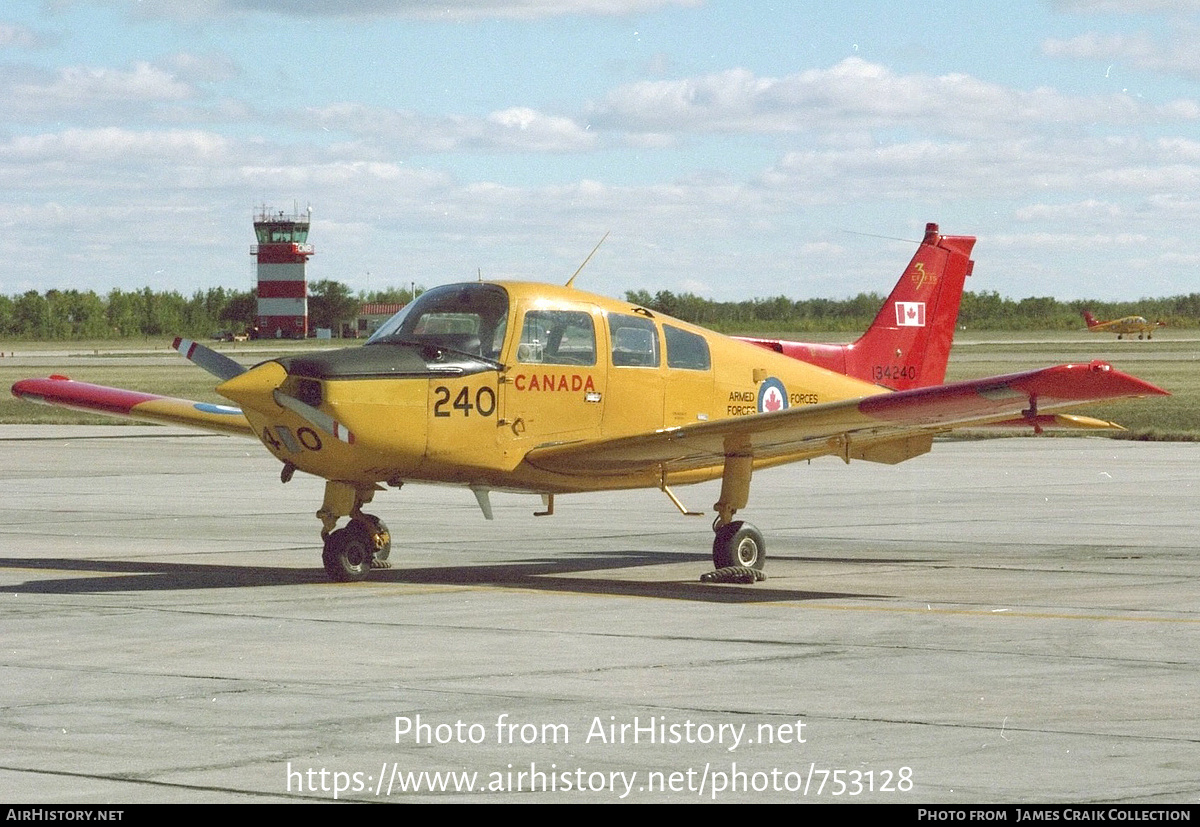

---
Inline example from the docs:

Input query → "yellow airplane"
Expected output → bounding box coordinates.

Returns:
[12,224,1167,582]
[1082,310,1165,340]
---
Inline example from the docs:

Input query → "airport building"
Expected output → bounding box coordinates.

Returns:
[252,205,313,338]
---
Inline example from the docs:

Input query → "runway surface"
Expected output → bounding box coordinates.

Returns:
[1,426,1197,803]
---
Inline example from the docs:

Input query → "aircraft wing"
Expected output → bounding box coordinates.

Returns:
[521,362,1167,477]
[11,376,254,437]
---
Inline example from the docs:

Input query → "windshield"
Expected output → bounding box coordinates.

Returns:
[366,283,509,360]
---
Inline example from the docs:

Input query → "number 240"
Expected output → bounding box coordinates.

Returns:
[433,385,496,418]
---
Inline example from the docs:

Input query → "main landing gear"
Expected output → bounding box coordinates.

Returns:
[712,519,765,570]
[709,450,766,573]
[312,457,769,582]
[317,481,392,582]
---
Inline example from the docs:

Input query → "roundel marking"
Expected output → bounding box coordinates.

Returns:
[757,377,789,413]
[194,402,243,415]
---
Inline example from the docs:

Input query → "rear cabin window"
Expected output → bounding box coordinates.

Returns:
[663,324,711,370]
[608,313,660,368]
[517,310,596,365]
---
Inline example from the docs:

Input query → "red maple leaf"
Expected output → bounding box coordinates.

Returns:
[764,390,782,412]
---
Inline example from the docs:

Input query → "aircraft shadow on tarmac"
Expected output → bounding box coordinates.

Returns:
[0,550,896,604]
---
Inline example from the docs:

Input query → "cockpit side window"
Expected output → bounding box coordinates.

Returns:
[663,324,711,370]
[608,313,660,368]
[517,310,596,365]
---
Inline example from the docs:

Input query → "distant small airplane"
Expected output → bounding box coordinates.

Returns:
[12,224,1168,582]
[1082,310,1165,340]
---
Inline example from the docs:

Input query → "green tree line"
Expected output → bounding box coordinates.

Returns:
[0,287,256,340]
[2,283,1196,340]
[626,289,1200,334]
[0,283,421,340]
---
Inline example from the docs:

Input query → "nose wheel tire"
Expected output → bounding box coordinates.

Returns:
[712,520,765,570]
[322,521,375,582]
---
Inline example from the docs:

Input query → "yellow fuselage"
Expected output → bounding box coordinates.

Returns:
[219,281,885,494]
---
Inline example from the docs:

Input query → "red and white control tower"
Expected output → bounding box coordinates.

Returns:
[252,205,313,338]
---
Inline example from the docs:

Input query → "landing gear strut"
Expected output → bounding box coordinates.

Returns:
[317,481,392,582]
[709,448,766,572]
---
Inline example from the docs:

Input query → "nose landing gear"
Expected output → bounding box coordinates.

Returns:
[317,481,392,582]
[322,516,391,582]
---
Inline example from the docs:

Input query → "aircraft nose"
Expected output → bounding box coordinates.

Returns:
[216,360,288,412]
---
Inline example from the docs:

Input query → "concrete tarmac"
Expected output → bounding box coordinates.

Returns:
[1,426,1197,803]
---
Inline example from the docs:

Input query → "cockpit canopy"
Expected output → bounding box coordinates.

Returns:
[367,283,509,361]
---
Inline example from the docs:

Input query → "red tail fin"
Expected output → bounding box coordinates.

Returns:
[843,223,975,389]
[739,223,975,390]
[1081,310,1099,328]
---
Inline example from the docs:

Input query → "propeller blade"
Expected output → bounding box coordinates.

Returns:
[272,389,355,444]
[172,337,247,382]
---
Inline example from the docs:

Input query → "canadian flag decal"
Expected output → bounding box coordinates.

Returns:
[895,301,926,327]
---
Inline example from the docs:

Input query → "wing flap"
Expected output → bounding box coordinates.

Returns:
[12,376,254,436]
[522,362,1166,476]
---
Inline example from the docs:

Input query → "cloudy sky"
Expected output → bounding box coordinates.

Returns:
[2,0,1199,302]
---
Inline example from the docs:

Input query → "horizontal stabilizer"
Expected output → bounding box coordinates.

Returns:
[982,413,1125,431]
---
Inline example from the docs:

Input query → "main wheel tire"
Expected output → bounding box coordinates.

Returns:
[712,521,765,570]
[322,522,374,582]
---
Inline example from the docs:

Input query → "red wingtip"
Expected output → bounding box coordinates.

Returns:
[1093,361,1169,395]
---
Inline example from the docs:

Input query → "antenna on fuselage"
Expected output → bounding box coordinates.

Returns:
[565,231,610,289]
[840,228,920,245]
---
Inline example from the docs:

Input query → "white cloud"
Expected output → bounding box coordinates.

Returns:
[30,61,191,103]
[81,0,701,22]
[1043,28,1200,79]
[799,241,847,257]
[0,128,240,204]
[164,52,241,84]
[484,107,596,151]
[303,102,595,153]
[0,127,230,164]
[4,12,1200,300]
[236,160,451,193]
[0,23,44,49]
[0,61,196,123]
[1047,0,1200,13]
[594,58,1160,140]
[1014,200,1123,221]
